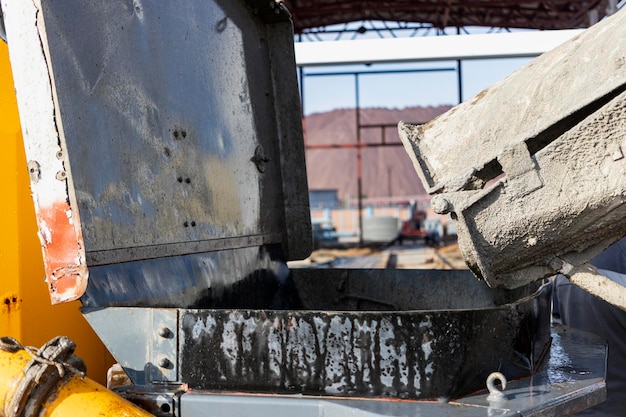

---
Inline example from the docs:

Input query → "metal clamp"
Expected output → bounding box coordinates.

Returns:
[1,336,86,417]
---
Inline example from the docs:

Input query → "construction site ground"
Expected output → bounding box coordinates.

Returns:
[289,241,468,270]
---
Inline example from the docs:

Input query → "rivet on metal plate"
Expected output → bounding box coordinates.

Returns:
[158,357,172,369]
[27,160,41,183]
[251,145,270,173]
[431,195,452,214]
[158,327,171,338]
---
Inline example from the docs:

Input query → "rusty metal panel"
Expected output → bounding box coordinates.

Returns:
[1,0,311,303]
[399,10,626,291]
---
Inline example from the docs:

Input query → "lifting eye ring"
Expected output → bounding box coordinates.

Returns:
[486,371,507,402]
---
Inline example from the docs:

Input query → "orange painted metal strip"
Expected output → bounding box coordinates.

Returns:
[37,200,88,304]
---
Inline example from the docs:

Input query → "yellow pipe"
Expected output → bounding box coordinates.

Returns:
[0,343,154,417]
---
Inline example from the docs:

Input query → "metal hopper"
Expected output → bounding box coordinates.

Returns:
[1,0,607,415]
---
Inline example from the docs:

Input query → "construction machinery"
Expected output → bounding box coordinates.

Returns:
[0,0,620,416]
[396,210,432,244]
[399,8,626,309]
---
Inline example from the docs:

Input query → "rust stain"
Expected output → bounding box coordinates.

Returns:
[1,294,20,314]
[37,200,88,304]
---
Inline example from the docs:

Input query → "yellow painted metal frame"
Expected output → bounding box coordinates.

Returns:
[0,41,114,386]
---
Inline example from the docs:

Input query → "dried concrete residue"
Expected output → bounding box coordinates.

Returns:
[402,88,626,289]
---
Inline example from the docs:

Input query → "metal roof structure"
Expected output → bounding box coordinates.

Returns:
[285,0,616,34]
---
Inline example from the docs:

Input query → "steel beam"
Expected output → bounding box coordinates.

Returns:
[294,30,582,66]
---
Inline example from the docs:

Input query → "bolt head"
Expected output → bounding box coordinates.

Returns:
[431,195,452,214]
[158,326,172,338]
[158,357,171,368]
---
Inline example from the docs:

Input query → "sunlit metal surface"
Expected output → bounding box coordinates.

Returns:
[2,0,311,303]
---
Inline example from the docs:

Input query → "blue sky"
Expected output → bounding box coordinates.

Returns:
[299,57,533,115]
[295,23,548,115]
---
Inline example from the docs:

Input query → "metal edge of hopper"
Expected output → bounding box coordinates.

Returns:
[1,0,88,304]
[266,12,313,262]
